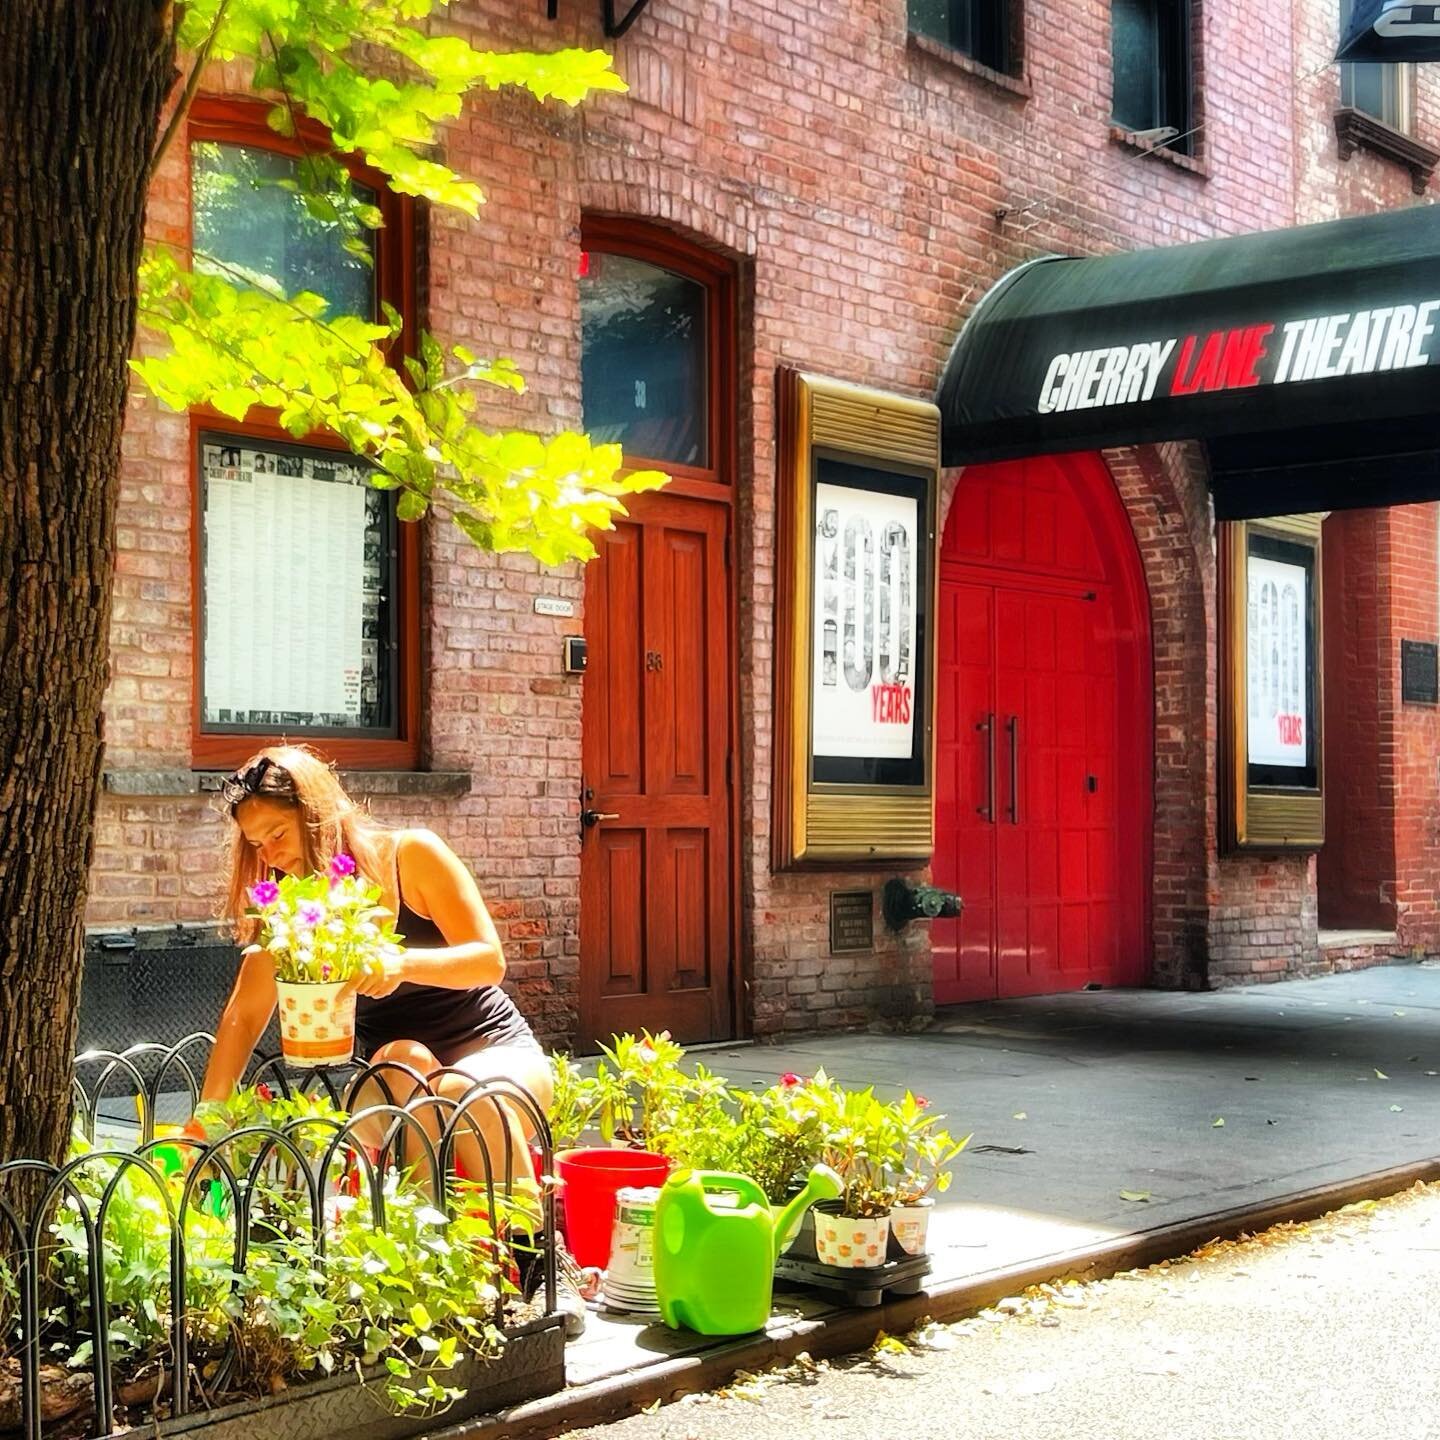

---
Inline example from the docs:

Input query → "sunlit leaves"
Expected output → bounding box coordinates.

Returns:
[134,251,660,564]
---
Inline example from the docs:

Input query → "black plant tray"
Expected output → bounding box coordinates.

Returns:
[774,1209,932,1309]
[155,1315,566,1440]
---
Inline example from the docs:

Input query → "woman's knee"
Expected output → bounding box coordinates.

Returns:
[369,1039,440,1074]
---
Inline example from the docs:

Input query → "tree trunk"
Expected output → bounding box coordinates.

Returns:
[0,3,174,1177]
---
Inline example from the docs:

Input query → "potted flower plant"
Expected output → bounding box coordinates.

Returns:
[812,1084,901,1270]
[889,1093,970,1257]
[245,855,402,1068]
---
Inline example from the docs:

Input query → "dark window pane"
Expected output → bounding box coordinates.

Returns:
[908,0,1010,70]
[581,253,708,468]
[1112,0,1161,131]
[908,0,955,45]
[191,141,376,321]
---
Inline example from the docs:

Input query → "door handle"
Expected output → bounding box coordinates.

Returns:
[1007,715,1020,825]
[580,809,621,828]
[976,713,995,822]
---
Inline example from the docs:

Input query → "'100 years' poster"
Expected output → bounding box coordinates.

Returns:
[811,481,918,762]
[1246,554,1309,769]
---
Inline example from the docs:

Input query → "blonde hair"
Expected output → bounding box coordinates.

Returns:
[222,744,391,944]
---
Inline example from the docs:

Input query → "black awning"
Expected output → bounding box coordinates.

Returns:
[938,206,1440,468]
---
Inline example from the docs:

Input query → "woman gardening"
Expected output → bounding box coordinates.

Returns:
[191,744,591,1329]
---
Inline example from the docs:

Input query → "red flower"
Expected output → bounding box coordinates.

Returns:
[916,1096,931,1109]
[256,1083,274,1102]
[779,1072,803,1087]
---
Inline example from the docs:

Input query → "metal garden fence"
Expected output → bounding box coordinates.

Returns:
[0,1035,560,1440]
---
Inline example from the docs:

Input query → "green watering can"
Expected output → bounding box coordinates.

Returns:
[654,1164,842,1336]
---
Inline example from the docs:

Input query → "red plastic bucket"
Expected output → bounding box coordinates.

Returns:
[555,1147,672,1269]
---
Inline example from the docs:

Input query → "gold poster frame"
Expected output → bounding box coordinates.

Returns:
[1220,512,1326,852]
[773,369,940,869]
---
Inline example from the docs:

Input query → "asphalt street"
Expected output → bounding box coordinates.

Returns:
[562,1180,1440,1440]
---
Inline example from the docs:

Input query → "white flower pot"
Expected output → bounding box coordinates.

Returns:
[275,980,356,1068]
[889,1197,935,1256]
[813,1204,890,1269]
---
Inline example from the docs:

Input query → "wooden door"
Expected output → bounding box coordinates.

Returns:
[580,492,733,1048]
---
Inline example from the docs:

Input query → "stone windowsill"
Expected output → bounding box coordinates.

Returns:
[1334,106,1439,195]
[906,31,1031,100]
[1108,125,1208,177]
[103,769,473,799]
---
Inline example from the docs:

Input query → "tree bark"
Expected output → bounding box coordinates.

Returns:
[0,3,174,1176]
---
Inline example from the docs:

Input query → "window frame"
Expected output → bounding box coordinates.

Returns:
[907,0,1014,76]
[186,96,421,771]
[579,216,736,494]
[1110,0,1194,155]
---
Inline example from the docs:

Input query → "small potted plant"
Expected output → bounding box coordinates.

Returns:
[812,1085,900,1269]
[889,1094,970,1258]
[245,855,402,1068]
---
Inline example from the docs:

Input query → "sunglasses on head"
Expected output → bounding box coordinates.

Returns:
[220,757,296,815]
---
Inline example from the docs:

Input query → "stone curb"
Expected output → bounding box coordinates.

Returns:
[427,1153,1440,1440]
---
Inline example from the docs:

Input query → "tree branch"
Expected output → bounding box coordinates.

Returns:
[148,0,233,181]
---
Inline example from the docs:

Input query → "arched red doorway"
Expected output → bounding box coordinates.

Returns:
[934,453,1153,1003]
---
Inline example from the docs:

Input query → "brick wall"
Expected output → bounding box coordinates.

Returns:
[94,0,1440,1044]
[1320,509,1397,932]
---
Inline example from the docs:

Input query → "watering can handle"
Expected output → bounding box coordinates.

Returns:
[698,1172,769,1210]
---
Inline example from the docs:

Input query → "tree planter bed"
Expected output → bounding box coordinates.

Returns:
[0,1317,564,1440]
[151,1315,565,1440]
[0,1040,570,1440]
[773,1209,931,1309]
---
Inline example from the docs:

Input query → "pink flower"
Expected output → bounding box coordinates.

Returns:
[250,880,279,906]
[779,1072,803,1088]
[321,963,332,981]
[297,901,325,926]
[916,1096,931,1109]
[328,854,357,882]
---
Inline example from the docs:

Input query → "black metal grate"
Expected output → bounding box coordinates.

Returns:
[79,929,280,1059]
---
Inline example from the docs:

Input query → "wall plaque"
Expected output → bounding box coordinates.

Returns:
[1402,640,1438,705]
[829,890,875,954]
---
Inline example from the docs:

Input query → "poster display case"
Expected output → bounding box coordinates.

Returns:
[1220,513,1325,851]
[774,370,940,867]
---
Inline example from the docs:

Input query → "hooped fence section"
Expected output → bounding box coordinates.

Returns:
[0,1035,562,1440]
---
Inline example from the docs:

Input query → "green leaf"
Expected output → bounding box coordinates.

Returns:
[1119,1190,1151,1203]
[410,1301,433,1331]
[396,489,429,522]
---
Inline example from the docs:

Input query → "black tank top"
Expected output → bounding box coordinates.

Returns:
[354,888,534,1062]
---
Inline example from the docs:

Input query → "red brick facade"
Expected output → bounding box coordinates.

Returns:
[93,0,1440,1046]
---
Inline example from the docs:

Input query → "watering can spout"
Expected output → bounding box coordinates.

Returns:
[773,1163,842,1263]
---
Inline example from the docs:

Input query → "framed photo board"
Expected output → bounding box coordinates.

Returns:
[773,370,940,868]
[1220,513,1325,851]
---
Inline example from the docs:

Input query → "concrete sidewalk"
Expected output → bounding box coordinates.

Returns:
[504,963,1440,1431]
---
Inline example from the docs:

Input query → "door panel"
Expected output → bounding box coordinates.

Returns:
[937,576,1128,1001]
[581,494,732,1047]
[933,581,997,1003]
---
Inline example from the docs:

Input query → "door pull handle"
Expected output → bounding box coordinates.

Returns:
[1007,715,1020,825]
[976,713,995,822]
[581,809,621,828]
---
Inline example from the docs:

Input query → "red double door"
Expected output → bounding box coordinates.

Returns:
[932,456,1150,1004]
